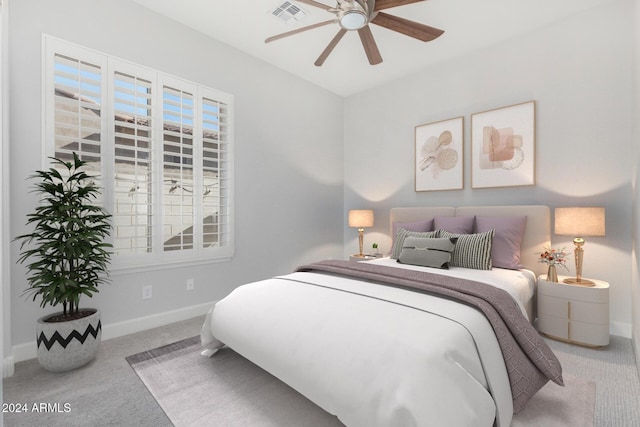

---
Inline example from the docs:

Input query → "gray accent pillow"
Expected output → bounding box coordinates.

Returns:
[440,229,495,270]
[391,228,439,259]
[397,237,457,269]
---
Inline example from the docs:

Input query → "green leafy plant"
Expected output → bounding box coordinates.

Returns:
[15,153,113,319]
[372,243,378,249]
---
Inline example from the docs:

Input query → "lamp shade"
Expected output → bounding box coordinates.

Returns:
[555,207,605,237]
[348,209,374,228]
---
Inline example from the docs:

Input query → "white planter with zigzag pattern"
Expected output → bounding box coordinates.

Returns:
[36,309,102,372]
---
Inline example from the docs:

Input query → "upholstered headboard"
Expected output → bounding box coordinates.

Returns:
[389,205,550,276]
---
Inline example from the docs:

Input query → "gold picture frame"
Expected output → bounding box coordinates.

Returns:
[414,116,464,192]
[471,101,536,189]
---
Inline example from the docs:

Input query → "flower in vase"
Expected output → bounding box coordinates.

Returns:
[538,247,570,270]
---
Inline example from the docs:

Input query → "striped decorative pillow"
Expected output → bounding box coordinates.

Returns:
[439,229,495,270]
[391,228,439,259]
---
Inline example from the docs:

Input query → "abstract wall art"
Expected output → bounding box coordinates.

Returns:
[414,116,464,192]
[471,101,536,189]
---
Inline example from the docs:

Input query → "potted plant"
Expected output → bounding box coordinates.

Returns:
[372,242,380,257]
[15,153,112,372]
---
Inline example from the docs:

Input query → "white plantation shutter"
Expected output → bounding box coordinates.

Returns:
[202,96,231,249]
[53,54,103,164]
[44,36,234,269]
[113,69,154,255]
[51,49,106,203]
[162,86,195,252]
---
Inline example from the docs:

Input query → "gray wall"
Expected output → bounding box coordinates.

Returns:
[0,0,6,420]
[343,0,635,336]
[633,0,640,371]
[7,0,344,350]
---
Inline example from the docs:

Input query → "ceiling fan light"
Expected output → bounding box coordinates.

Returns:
[340,11,367,30]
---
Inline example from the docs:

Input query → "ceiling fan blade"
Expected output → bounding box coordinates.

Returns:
[371,11,444,41]
[296,0,332,11]
[357,25,383,65]
[265,19,337,43]
[315,29,347,66]
[373,0,426,11]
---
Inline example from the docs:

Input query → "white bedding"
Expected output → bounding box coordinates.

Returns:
[200,261,532,427]
[366,257,536,320]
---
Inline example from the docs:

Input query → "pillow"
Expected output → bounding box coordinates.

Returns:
[390,219,434,253]
[475,216,527,270]
[440,229,495,270]
[391,228,439,259]
[434,216,475,234]
[397,237,457,269]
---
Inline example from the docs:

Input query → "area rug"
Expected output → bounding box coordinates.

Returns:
[127,336,595,427]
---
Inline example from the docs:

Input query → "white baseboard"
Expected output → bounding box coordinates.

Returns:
[2,354,14,378]
[610,321,632,339]
[100,301,213,341]
[634,328,640,379]
[3,301,214,376]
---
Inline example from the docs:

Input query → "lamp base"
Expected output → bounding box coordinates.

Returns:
[563,277,596,286]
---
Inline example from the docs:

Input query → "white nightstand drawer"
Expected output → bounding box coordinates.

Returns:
[537,315,569,340]
[537,316,609,346]
[537,294,568,317]
[536,275,610,347]
[537,279,609,304]
[570,301,609,324]
[570,321,609,346]
[538,295,608,324]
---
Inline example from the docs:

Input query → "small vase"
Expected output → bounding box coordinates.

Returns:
[547,265,558,282]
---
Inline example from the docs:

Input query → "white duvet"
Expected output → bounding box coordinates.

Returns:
[367,257,536,320]
[201,261,536,427]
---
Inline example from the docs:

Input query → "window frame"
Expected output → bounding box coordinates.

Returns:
[42,35,234,273]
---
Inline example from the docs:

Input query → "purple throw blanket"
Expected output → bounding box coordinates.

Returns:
[295,260,564,413]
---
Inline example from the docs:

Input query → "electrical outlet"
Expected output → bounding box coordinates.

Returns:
[186,279,195,291]
[142,285,152,299]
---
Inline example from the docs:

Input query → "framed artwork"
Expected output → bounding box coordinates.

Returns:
[414,116,464,192]
[471,101,536,189]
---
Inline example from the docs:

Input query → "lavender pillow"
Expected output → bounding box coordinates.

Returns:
[434,216,475,234]
[475,216,527,269]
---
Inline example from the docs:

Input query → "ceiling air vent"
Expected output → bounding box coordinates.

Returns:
[271,1,307,24]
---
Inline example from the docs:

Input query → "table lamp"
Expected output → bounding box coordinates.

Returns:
[348,209,374,258]
[554,207,605,286]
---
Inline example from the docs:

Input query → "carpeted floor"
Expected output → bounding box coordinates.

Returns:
[1,318,205,427]
[127,336,344,427]
[545,336,640,427]
[127,335,595,427]
[3,315,640,426]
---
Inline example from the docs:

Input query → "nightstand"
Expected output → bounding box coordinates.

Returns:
[349,254,377,262]
[537,275,609,347]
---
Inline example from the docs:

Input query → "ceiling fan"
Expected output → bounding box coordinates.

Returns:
[265,0,444,66]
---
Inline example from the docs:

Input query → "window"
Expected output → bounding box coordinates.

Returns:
[43,36,234,270]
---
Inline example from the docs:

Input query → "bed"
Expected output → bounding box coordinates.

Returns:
[201,205,563,427]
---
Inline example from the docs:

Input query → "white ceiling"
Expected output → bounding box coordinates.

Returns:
[132,0,614,97]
